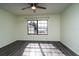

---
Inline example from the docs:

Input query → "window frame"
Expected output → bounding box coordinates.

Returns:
[27,20,48,35]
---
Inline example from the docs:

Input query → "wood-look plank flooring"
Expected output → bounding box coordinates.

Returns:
[0,40,78,56]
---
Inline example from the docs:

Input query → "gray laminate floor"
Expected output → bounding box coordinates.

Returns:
[0,41,77,56]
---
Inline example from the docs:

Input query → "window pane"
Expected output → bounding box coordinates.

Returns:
[38,20,48,34]
[38,21,47,24]
[28,20,37,34]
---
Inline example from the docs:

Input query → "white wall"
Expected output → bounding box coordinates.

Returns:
[0,8,16,48]
[61,4,79,55]
[16,14,60,41]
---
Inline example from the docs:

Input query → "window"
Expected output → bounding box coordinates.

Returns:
[27,20,48,35]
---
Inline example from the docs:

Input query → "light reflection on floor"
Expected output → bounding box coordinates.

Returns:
[22,43,65,56]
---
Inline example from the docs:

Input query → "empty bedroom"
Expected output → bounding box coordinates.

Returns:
[0,3,79,56]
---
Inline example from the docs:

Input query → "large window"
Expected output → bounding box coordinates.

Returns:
[27,20,48,35]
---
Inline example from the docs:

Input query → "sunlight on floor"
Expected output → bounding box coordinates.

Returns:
[22,43,65,56]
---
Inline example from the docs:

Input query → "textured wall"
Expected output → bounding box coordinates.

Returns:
[0,8,16,48]
[61,4,79,55]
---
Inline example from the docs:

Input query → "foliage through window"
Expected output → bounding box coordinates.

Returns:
[27,20,48,35]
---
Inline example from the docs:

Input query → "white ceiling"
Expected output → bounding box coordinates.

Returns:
[0,3,71,15]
